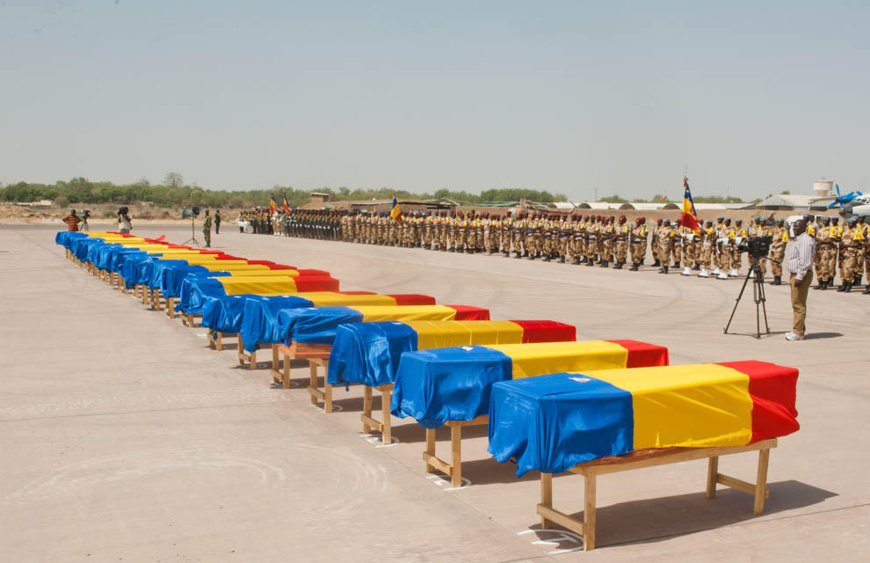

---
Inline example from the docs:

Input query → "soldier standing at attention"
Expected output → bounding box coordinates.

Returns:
[731,218,747,277]
[657,219,674,274]
[837,216,864,292]
[613,215,629,269]
[699,219,716,278]
[650,218,662,267]
[814,217,837,290]
[571,215,584,264]
[680,219,696,276]
[671,218,682,270]
[202,210,212,248]
[861,216,870,294]
[500,211,512,256]
[585,216,598,266]
[714,217,729,279]
[769,218,789,285]
[628,217,646,271]
[598,216,613,267]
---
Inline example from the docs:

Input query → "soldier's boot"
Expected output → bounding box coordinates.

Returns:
[863,284,870,294]
[572,256,581,265]
[699,268,709,278]
[559,256,566,264]
[718,270,729,280]
[837,281,848,292]
[673,261,681,269]
[640,259,646,265]
[543,255,552,262]
[629,263,639,271]
[614,261,623,270]
[514,251,522,259]
[580,256,588,264]
[586,260,595,267]
[652,259,661,267]
[844,282,853,293]
[693,263,701,271]
[681,266,691,276]
[448,247,455,252]
[814,279,824,289]
[663,266,669,274]
[857,276,863,287]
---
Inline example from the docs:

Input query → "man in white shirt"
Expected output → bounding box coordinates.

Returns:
[784,219,817,341]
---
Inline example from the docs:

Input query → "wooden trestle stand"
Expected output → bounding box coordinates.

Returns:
[537,438,777,551]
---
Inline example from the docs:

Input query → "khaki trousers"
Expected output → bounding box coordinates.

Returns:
[790,271,812,336]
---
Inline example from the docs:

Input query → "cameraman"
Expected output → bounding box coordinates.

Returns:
[118,206,132,234]
[80,210,90,232]
[784,219,817,341]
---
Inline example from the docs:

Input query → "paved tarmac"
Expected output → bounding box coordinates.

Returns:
[1,223,868,562]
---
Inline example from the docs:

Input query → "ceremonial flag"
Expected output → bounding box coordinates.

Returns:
[269,193,278,214]
[390,190,403,222]
[681,176,700,232]
[282,191,290,213]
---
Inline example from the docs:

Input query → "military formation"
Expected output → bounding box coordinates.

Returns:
[239,208,870,294]
[238,209,274,234]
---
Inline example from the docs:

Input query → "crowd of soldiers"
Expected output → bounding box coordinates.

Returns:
[240,207,870,294]
[238,209,275,234]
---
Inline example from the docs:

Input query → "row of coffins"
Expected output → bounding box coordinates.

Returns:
[56,230,800,551]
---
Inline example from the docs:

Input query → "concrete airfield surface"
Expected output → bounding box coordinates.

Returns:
[1,223,868,562]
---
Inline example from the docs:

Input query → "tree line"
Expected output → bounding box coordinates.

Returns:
[0,176,569,208]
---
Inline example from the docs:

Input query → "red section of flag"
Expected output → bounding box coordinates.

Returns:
[445,305,491,320]
[606,339,670,368]
[718,361,800,442]
[510,320,577,343]
[388,294,438,305]
[292,276,341,293]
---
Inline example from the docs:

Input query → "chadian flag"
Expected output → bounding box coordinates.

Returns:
[390,190,403,222]
[269,194,278,214]
[282,191,290,213]
[328,320,578,388]
[488,361,799,476]
[391,340,669,429]
[681,176,700,232]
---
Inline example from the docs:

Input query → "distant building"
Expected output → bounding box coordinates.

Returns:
[309,192,331,206]
[753,194,829,212]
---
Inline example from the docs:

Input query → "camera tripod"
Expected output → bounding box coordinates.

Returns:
[724,256,772,338]
[182,215,201,247]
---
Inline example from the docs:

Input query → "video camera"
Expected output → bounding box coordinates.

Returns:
[118,206,129,215]
[738,236,772,261]
[181,206,201,219]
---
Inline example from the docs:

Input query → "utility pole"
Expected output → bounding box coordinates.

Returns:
[593,186,598,202]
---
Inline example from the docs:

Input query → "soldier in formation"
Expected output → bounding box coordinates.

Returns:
[239,206,870,294]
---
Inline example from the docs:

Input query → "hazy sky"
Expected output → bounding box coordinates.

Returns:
[1,1,868,201]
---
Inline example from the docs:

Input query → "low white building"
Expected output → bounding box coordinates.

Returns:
[754,194,829,211]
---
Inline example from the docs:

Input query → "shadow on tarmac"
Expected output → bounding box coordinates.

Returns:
[803,332,844,340]
[522,479,837,552]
